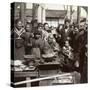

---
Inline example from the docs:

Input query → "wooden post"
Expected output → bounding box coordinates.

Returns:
[41,4,46,23]
[20,2,26,25]
[70,6,72,23]
[77,6,81,25]
[32,3,39,20]
[26,77,31,87]
[37,4,42,23]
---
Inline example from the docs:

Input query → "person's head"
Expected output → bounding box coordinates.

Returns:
[84,23,88,31]
[43,23,49,31]
[15,19,23,30]
[70,25,74,31]
[79,18,86,30]
[31,19,38,28]
[64,19,70,28]
[56,24,63,33]
[38,23,43,32]
[25,23,32,32]
[74,25,79,33]
[34,30,42,39]
[64,40,70,47]
[48,34,54,44]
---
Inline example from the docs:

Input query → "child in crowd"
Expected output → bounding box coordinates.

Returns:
[62,40,73,60]
[62,40,74,71]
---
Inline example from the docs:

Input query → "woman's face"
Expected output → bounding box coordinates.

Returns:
[26,24,32,32]
[45,24,49,31]
[59,25,63,32]
[65,41,69,47]
[17,21,23,30]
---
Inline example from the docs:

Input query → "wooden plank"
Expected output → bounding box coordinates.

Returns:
[14,71,38,77]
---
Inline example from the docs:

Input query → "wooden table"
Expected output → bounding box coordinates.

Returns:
[12,64,80,87]
[12,71,38,87]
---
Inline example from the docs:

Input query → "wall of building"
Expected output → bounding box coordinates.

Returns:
[14,2,88,26]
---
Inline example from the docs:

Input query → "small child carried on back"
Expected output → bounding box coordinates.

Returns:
[62,40,74,70]
[62,40,73,60]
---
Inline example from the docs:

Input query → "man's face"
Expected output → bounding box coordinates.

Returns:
[74,27,79,33]
[17,21,23,30]
[66,22,69,27]
[79,22,85,30]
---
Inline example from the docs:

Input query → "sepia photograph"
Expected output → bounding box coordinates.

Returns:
[11,2,88,87]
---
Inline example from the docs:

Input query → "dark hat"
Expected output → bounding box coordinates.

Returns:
[74,24,79,28]
[34,30,42,35]
[64,18,70,24]
[38,23,43,27]
[31,19,38,25]
[80,18,86,23]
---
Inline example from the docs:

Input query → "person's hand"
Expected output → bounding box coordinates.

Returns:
[67,37,70,40]
[74,60,79,67]
[27,43,32,46]
[58,35,61,38]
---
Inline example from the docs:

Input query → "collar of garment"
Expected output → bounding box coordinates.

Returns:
[14,27,25,38]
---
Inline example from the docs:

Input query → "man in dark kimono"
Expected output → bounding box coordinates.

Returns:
[78,19,88,83]
[61,19,71,46]
[11,19,26,60]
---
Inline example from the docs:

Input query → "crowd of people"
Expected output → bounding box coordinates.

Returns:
[11,18,88,83]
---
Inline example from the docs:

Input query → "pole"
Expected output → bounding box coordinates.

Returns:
[12,73,73,86]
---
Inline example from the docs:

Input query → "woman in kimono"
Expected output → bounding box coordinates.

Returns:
[47,34,60,53]
[12,19,26,60]
[24,23,34,55]
[55,24,64,48]
[42,23,53,41]
[31,30,44,59]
